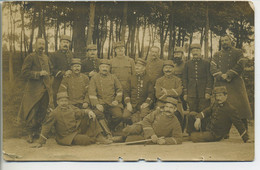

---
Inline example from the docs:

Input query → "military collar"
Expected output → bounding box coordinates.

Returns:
[164,74,175,79]
[192,58,202,62]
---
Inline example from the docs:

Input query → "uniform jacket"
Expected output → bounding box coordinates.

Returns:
[140,109,182,145]
[89,73,123,107]
[18,52,52,122]
[198,101,249,142]
[58,73,90,105]
[183,58,213,98]
[81,57,100,77]
[124,72,154,108]
[155,74,183,106]
[146,58,164,84]
[39,105,89,145]
[173,62,185,79]
[111,56,135,89]
[211,47,252,119]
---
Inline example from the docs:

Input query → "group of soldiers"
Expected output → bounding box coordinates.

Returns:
[17,34,253,148]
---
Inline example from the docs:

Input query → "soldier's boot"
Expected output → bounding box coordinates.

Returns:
[96,134,113,144]
[99,119,113,139]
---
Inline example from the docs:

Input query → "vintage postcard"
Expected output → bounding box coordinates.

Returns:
[1,1,254,162]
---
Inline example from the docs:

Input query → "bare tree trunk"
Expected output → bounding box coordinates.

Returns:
[204,3,209,59]
[177,27,181,47]
[130,15,136,58]
[210,29,213,59]
[108,20,113,59]
[120,2,128,42]
[86,2,95,46]
[140,18,146,58]
[181,29,186,47]
[37,9,43,38]
[115,19,119,42]
[159,19,169,59]
[63,21,66,35]
[21,2,27,58]
[168,3,175,60]
[188,32,193,60]
[200,27,204,46]
[55,20,59,51]
[29,10,36,53]
[135,18,140,59]
[42,9,48,54]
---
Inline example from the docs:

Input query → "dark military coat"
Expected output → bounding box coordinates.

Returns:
[210,47,252,119]
[124,73,154,109]
[140,109,183,145]
[173,62,185,79]
[199,101,249,142]
[18,52,52,123]
[58,73,90,105]
[146,58,164,83]
[183,58,213,98]
[81,57,100,77]
[88,73,123,107]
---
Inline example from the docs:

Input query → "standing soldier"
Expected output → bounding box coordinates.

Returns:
[172,47,186,79]
[111,41,135,90]
[123,58,154,124]
[17,38,53,143]
[50,35,74,106]
[146,46,164,84]
[58,58,90,109]
[183,44,213,132]
[210,35,252,130]
[89,59,123,137]
[81,44,100,78]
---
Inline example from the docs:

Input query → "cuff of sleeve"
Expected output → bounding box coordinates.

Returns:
[144,98,152,104]
[124,97,131,104]
[205,88,212,94]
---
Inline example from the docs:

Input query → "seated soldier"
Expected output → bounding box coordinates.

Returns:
[58,58,90,109]
[33,92,111,148]
[189,86,252,143]
[123,58,154,124]
[121,98,182,145]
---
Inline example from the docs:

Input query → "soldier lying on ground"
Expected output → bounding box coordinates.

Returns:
[32,92,111,148]
[122,58,154,125]
[58,58,90,109]
[120,97,182,145]
[188,86,252,143]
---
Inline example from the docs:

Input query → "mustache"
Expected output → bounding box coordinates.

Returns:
[63,45,68,48]
[75,69,80,71]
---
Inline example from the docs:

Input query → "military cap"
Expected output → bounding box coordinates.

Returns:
[190,43,201,50]
[135,58,147,66]
[71,58,81,65]
[165,97,178,106]
[113,41,125,49]
[86,44,97,50]
[213,86,227,94]
[163,60,174,67]
[174,47,184,53]
[57,92,69,100]
[60,35,72,42]
[100,59,111,66]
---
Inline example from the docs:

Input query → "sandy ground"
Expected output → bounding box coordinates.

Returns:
[2,124,254,162]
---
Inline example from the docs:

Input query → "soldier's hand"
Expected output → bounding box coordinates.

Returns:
[96,104,104,112]
[194,118,201,131]
[183,95,187,101]
[161,87,168,95]
[40,70,49,76]
[205,93,211,100]
[221,74,228,80]
[151,135,158,143]
[64,70,72,77]
[112,100,119,106]
[88,110,96,120]
[32,143,43,148]
[89,71,97,77]
[141,103,149,109]
[126,103,133,112]
[82,103,89,109]
[157,138,166,145]
[245,139,253,143]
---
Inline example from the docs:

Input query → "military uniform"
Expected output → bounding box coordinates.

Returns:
[123,108,182,145]
[172,47,186,79]
[17,51,53,136]
[50,35,74,106]
[190,101,249,143]
[38,103,102,146]
[210,47,252,120]
[89,61,123,131]
[146,57,164,83]
[182,45,213,112]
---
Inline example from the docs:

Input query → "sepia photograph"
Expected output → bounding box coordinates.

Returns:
[1,1,255,162]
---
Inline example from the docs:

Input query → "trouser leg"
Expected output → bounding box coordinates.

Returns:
[198,97,211,113]
[122,108,133,125]
[108,106,123,131]
[241,118,248,130]
[187,97,198,112]
[174,111,185,132]
[93,108,112,137]
[191,131,222,143]
[72,134,95,145]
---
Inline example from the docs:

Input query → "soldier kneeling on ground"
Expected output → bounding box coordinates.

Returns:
[33,92,111,148]
[120,97,182,145]
[189,86,253,143]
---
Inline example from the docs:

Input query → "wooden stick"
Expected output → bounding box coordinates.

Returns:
[107,137,164,146]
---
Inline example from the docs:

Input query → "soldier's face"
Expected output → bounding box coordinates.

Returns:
[191,48,201,59]
[174,52,183,58]
[215,93,227,104]
[150,47,159,60]
[60,40,70,51]
[135,63,145,74]
[163,65,174,76]
[164,103,177,116]
[221,36,232,49]
[87,49,97,58]
[71,64,81,74]
[57,97,69,108]
[99,64,110,75]
[115,46,125,57]
[36,39,45,53]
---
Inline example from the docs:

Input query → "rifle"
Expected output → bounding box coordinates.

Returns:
[107,137,165,146]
